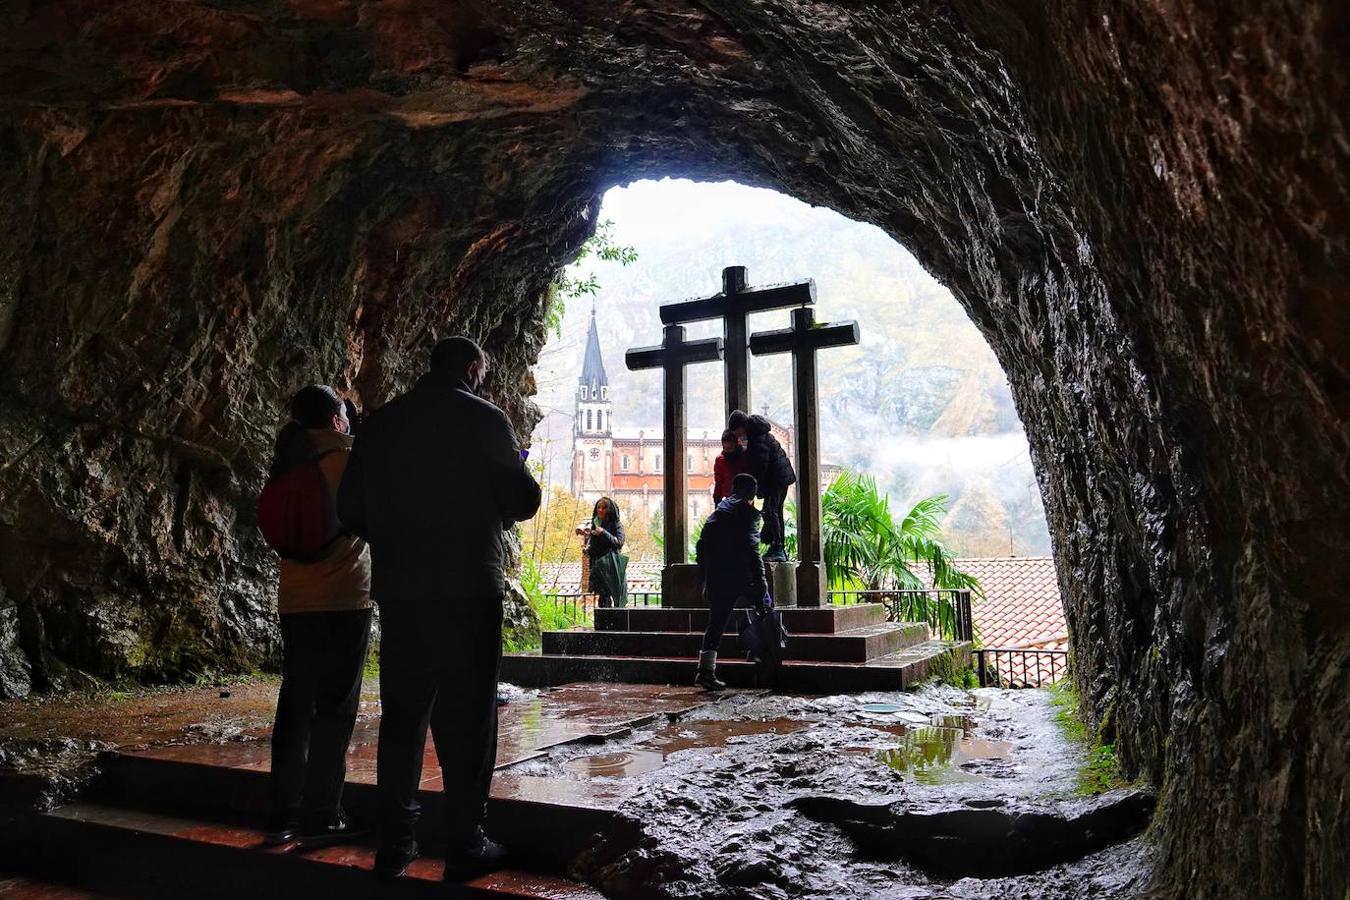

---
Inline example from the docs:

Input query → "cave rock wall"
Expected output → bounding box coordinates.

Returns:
[0,2,1346,897]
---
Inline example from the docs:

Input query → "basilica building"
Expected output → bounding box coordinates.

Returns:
[570,309,794,524]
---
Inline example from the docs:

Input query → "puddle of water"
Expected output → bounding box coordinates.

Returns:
[861,702,905,714]
[564,748,666,778]
[873,716,1011,785]
[562,718,807,779]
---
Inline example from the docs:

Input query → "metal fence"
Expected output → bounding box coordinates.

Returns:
[975,648,1069,688]
[827,589,974,642]
[540,591,661,626]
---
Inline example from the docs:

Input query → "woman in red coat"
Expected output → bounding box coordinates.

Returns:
[712,429,751,503]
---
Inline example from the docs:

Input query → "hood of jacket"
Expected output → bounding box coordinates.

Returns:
[747,414,773,437]
[714,493,761,521]
[270,422,352,476]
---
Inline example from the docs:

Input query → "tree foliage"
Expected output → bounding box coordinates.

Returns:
[789,471,983,595]
[545,219,639,337]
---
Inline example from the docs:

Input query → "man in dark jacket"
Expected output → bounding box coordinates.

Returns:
[337,336,540,881]
[693,473,769,690]
[728,410,797,562]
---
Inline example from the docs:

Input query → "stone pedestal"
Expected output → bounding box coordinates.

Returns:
[766,561,798,608]
[795,561,826,608]
[660,561,798,608]
[661,563,705,608]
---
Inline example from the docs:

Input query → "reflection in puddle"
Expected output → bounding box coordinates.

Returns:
[872,715,1011,784]
[563,718,807,779]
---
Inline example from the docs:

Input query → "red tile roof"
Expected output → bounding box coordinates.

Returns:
[940,556,1067,650]
[540,554,1068,656]
[537,559,662,594]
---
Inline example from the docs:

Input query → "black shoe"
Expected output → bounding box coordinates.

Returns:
[694,669,726,691]
[298,812,368,849]
[762,548,788,563]
[262,820,299,847]
[374,840,419,880]
[442,828,508,882]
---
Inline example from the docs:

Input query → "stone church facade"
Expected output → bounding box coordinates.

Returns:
[569,309,793,524]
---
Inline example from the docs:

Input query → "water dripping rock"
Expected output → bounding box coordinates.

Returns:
[792,789,1157,878]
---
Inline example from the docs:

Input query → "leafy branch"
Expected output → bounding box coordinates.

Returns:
[545,219,639,337]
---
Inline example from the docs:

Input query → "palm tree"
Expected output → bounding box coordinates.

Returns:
[788,471,982,595]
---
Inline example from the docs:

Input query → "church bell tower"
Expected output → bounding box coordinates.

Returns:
[571,307,613,499]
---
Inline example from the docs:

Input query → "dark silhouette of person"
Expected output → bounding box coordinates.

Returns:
[264,385,372,848]
[576,496,626,608]
[694,472,769,690]
[728,410,797,562]
[337,337,541,881]
[712,428,750,503]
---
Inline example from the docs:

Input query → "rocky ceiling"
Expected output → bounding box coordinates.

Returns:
[0,1,1345,896]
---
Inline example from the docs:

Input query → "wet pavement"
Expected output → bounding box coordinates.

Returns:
[506,687,1153,899]
[3,680,1154,898]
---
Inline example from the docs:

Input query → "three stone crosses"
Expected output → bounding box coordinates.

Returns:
[626,266,860,608]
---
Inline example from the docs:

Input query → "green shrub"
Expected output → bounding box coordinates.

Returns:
[505,557,588,652]
[1051,681,1127,795]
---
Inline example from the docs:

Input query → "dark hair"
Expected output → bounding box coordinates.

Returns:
[721,428,737,444]
[728,409,750,430]
[592,496,621,528]
[291,385,342,429]
[431,336,485,378]
[732,473,757,499]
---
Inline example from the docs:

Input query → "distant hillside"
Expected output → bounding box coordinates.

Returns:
[530,180,1051,557]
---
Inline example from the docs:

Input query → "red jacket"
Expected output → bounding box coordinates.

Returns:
[712,450,752,503]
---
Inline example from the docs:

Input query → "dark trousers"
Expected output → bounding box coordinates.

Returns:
[760,487,787,551]
[376,598,503,852]
[270,608,373,828]
[701,590,739,653]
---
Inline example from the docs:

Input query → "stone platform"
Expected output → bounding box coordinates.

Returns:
[502,603,972,691]
[6,684,731,899]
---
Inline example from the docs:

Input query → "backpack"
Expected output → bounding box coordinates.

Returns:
[256,451,341,562]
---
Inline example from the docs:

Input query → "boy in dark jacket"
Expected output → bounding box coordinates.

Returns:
[728,410,797,562]
[693,473,769,690]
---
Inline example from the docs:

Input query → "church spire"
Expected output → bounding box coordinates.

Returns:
[579,304,608,391]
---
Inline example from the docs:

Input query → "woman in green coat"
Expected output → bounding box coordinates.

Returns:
[578,497,627,608]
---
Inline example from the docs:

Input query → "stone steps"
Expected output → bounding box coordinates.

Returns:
[25,801,602,899]
[5,713,649,900]
[594,602,888,634]
[501,640,973,692]
[543,621,929,663]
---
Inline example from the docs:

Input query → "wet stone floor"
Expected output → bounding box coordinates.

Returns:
[506,687,1153,899]
[1,681,1153,898]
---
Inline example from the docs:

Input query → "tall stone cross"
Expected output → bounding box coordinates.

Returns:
[751,307,860,607]
[625,324,723,567]
[659,266,816,419]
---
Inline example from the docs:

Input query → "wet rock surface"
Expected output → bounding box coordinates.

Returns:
[792,789,1155,878]
[507,687,1154,898]
[0,3,1346,896]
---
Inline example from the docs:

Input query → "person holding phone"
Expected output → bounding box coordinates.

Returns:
[576,497,627,608]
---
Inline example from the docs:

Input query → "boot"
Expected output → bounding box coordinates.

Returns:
[695,650,725,691]
[443,827,509,882]
[762,545,788,563]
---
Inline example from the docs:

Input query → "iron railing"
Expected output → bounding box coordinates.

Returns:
[975,648,1068,688]
[827,589,974,642]
[539,591,661,627]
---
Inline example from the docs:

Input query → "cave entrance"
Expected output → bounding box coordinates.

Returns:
[521,179,1058,651]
